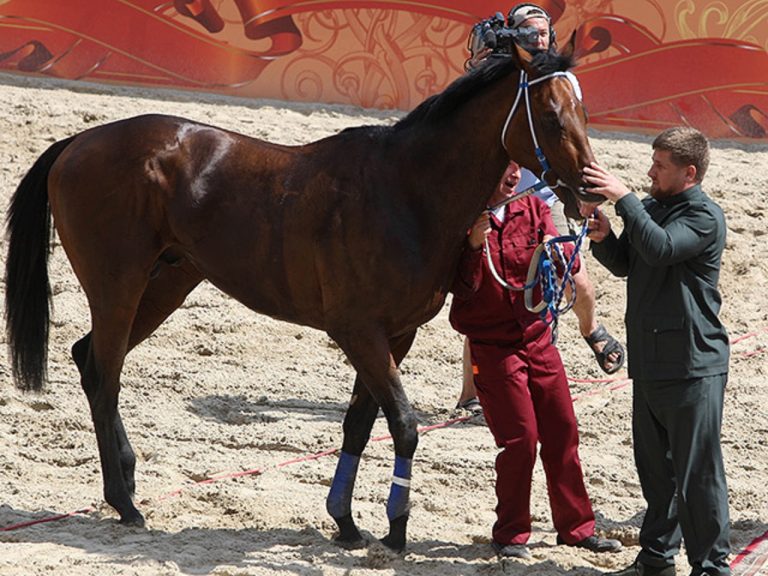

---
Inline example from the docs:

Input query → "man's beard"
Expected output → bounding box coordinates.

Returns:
[649,182,670,199]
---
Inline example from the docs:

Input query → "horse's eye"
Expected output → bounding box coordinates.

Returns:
[542,112,563,131]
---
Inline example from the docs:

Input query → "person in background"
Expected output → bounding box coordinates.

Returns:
[457,2,624,413]
[450,159,622,559]
[585,126,731,576]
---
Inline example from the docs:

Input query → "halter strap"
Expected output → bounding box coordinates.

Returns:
[500,70,572,181]
[485,179,548,213]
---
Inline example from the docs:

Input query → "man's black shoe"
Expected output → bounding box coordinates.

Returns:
[604,559,676,576]
[491,540,531,559]
[557,534,623,553]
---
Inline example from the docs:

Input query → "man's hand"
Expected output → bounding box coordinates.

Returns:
[583,162,631,203]
[586,208,611,243]
[468,213,492,250]
[466,47,492,70]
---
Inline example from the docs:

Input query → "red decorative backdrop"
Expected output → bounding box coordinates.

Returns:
[2,1,768,138]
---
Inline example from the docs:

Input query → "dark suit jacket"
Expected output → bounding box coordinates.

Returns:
[591,184,729,380]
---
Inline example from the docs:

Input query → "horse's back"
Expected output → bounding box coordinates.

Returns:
[45,113,330,325]
[48,112,289,230]
[45,115,268,298]
[44,113,448,335]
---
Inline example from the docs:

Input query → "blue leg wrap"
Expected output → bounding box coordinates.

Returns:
[326,451,360,519]
[386,455,412,521]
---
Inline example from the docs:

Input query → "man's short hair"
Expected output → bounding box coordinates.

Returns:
[653,126,710,182]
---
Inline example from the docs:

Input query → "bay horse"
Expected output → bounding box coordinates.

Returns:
[5,39,601,551]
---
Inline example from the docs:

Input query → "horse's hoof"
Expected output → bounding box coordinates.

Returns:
[119,511,145,527]
[331,514,365,548]
[333,534,368,550]
[379,534,405,553]
[380,514,408,552]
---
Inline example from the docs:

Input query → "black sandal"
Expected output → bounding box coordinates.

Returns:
[584,324,625,374]
[456,397,483,414]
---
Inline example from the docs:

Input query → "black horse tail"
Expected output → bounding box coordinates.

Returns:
[5,136,75,391]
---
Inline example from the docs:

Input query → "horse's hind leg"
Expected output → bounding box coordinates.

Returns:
[72,259,203,498]
[76,284,146,525]
[125,258,203,350]
[327,330,417,551]
[73,334,140,496]
[121,259,203,494]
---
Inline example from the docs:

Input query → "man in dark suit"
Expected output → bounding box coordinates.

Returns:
[585,126,731,576]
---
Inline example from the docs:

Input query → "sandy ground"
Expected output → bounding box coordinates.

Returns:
[0,72,766,576]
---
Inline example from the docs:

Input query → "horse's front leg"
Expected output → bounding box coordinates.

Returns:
[330,330,418,552]
[378,384,418,553]
[326,375,379,548]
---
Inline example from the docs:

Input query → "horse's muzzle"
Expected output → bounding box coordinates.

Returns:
[555,179,602,215]
[575,184,606,218]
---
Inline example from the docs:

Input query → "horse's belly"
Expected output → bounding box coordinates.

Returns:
[186,254,327,330]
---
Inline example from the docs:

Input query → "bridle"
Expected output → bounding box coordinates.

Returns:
[488,68,589,341]
[500,69,577,191]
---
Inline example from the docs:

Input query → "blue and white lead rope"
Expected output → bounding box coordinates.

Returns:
[485,214,590,344]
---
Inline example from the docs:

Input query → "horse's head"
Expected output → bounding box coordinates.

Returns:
[503,35,604,218]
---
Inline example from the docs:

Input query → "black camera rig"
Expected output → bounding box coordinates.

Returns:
[468,10,550,60]
[468,12,518,56]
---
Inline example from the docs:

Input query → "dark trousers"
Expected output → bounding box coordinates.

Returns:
[470,330,595,545]
[633,374,731,576]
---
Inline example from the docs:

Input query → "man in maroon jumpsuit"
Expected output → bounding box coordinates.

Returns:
[450,160,621,559]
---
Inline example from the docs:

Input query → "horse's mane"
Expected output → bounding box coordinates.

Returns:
[334,50,574,140]
[394,50,575,131]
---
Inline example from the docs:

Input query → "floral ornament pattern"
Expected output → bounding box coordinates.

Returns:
[1,0,767,138]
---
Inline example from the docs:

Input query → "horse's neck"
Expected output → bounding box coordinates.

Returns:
[393,78,519,248]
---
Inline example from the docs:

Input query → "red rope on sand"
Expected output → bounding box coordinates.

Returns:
[0,417,474,531]
[729,326,768,345]
[568,376,624,384]
[734,346,766,359]
[0,508,93,532]
[731,529,768,574]
[571,378,632,400]
[158,448,341,501]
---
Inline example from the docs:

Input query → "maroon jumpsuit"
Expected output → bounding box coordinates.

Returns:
[450,196,596,547]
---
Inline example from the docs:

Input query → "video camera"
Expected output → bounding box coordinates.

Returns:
[468,12,518,56]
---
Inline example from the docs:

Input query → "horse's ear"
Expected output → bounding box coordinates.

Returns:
[559,31,577,60]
